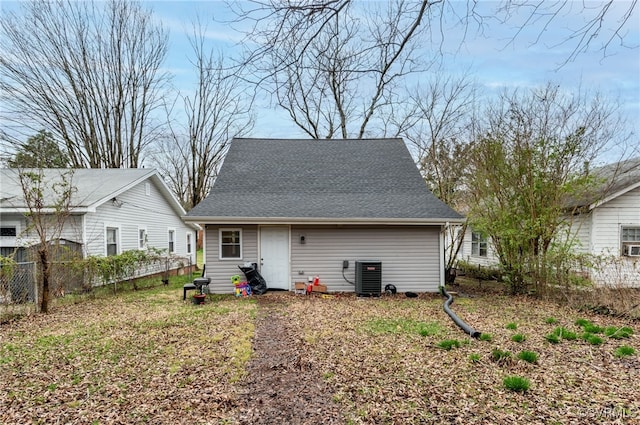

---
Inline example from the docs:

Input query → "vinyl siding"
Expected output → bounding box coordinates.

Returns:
[204,224,442,294]
[84,178,194,260]
[291,225,441,293]
[590,186,640,256]
[587,186,640,287]
[204,225,258,292]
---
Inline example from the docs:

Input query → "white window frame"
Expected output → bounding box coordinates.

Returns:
[621,226,640,256]
[219,228,242,260]
[145,182,151,196]
[105,226,120,256]
[138,226,148,250]
[471,231,488,257]
[168,228,176,253]
[186,232,193,255]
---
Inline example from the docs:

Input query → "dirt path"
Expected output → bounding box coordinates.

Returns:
[235,296,345,424]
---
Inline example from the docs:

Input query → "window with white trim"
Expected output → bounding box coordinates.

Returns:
[106,227,119,256]
[471,231,487,257]
[186,233,192,254]
[138,228,148,250]
[168,229,175,253]
[219,229,242,259]
[622,227,640,256]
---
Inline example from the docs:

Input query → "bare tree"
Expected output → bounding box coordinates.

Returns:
[399,74,477,283]
[231,0,440,139]
[15,169,76,313]
[0,0,170,168]
[154,23,253,210]
[489,1,638,67]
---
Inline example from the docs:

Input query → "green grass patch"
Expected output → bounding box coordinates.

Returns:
[604,326,633,339]
[517,350,538,364]
[491,348,512,363]
[574,318,591,327]
[469,353,481,363]
[505,322,518,330]
[365,318,442,336]
[503,375,530,393]
[585,334,604,345]
[479,333,492,342]
[437,339,461,351]
[544,333,560,344]
[511,333,526,343]
[545,317,558,324]
[582,324,603,334]
[614,345,635,358]
[552,327,577,341]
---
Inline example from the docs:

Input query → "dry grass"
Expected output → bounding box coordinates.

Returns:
[1,279,639,424]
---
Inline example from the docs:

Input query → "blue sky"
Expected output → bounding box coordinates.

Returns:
[149,1,639,147]
[1,1,638,155]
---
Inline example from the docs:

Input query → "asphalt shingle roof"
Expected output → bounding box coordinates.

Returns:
[187,138,463,222]
[1,168,165,211]
[567,156,640,209]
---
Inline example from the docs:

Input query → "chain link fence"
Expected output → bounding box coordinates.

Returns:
[1,255,192,308]
[0,262,37,306]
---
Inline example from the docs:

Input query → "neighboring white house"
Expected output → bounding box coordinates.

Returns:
[185,138,464,294]
[461,157,640,287]
[0,168,199,268]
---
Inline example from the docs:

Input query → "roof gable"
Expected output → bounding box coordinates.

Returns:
[187,138,463,223]
[569,157,640,210]
[0,169,189,220]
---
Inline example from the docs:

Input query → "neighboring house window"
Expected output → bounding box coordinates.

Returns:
[186,233,192,254]
[139,228,148,250]
[471,231,487,257]
[0,226,17,237]
[622,227,640,256]
[106,227,119,256]
[220,229,242,259]
[168,229,175,253]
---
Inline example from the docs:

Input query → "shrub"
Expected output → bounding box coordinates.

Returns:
[511,333,526,343]
[506,323,518,330]
[503,375,530,393]
[438,339,461,351]
[517,350,538,364]
[614,346,636,358]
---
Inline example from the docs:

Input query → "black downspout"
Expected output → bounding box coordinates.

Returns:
[440,286,482,339]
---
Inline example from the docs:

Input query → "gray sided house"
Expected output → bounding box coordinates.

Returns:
[185,138,463,294]
[0,168,199,266]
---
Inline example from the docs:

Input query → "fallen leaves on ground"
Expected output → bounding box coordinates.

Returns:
[1,283,639,424]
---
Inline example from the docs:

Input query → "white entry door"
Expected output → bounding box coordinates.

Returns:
[259,226,290,290]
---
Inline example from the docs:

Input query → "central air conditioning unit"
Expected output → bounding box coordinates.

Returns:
[355,261,382,296]
[626,245,640,257]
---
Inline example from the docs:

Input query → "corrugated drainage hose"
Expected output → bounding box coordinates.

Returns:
[441,286,482,339]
